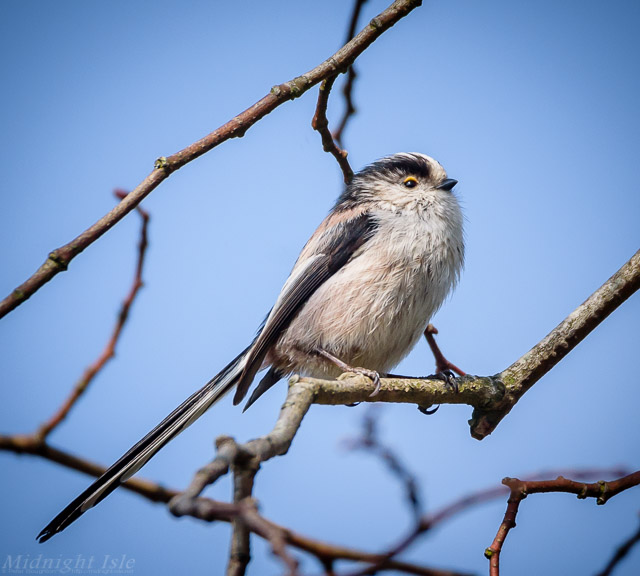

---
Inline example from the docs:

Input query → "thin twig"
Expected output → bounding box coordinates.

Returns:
[35,191,149,441]
[485,472,640,576]
[340,467,633,576]
[424,324,466,376]
[0,433,178,504]
[333,0,370,147]
[312,75,354,183]
[421,467,631,532]
[0,0,423,320]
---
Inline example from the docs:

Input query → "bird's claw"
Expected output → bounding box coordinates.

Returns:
[428,369,459,392]
[418,404,440,415]
[367,370,382,397]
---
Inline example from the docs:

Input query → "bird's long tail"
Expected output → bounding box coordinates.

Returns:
[37,347,250,543]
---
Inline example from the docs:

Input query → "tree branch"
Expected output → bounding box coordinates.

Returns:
[341,467,633,576]
[485,472,640,576]
[333,0,370,147]
[312,75,354,183]
[2,426,629,576]
[170,379,471,576]
[471,248,640,439]
[0,0,423,321]
[0,433,177,504]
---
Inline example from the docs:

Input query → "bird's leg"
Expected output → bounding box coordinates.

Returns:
[315,347,382,397]
[423,324,465,392]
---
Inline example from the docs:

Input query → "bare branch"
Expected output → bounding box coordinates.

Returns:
[471,248,640,439]
[312,75,354,183]
[2,426,628,576]
[342,467,633,576]
[0,433,177,504]
[485,472,640,576]
[170,379,471,575]
[35,191,149,441]
[420,467,631,532]
[174,378,316,503]
[227,445,262,576]
[175,382,314,575]
[333,0,370,147]
[0,0,423,321]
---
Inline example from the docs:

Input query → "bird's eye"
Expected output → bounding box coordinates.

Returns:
[403,176,418,188]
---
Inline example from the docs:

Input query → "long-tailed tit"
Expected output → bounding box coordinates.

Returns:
[38,152,464,542]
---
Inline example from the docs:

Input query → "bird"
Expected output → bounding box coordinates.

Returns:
[37,152,465,542]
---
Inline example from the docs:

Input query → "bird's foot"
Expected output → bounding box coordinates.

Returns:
[427,368,459,392]
[315,347,381,397]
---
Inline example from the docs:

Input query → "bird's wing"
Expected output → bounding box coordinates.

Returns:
[233,210,378,404]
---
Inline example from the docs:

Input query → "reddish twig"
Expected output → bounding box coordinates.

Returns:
[34,191,149,441]
[312,75,354,183]
[420,467,630,532]
[340,467,632,576]
[485,472,640,576]
[424,324,466,376]
[0,0,423,321]
[595,513,640,576]
[0,433,177,504]
[333,0,370,147]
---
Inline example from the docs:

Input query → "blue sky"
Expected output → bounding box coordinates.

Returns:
[1,1,639,575]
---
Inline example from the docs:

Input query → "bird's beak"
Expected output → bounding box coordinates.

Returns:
[436,178,458,191]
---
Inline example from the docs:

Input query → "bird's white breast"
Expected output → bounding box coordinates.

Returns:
[275,197,464,378]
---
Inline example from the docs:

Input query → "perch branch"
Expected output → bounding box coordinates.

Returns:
[171,379,469,575]
[471,248,640,439]
[0,0,422,320]
[299,249,639,440]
